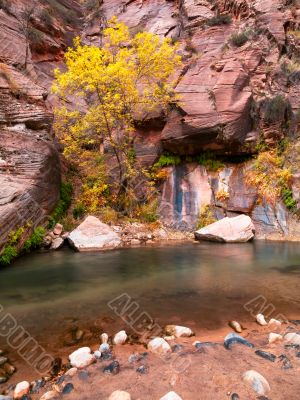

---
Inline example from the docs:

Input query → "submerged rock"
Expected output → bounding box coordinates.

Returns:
[256,314,268,326]
[14,381,30,399]
[224,333,254,350]
[62,383,74,394]
[108,391,131,400]
[243,370,270,396]
[103,360,120,375]
[68,216,121,251]
[228,321,242,333]
[69,347,95,369]
[194,215,255,243]
[113,330,127,345]
[160,392,183,400]
[165,325,193,338]
[147,338,171,354]
[279,354,293,369]
[255,350,276,362]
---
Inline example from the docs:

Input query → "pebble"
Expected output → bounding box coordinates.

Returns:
[108,391,131,400]
[14,381,30,399]
[255,350,276,362]
[103,360,120,375]
[165,325,193,338]
[147,338,171,354]
[31,378,46,394]
[136,365,147,374]
[243,370,270,395]
[50,238,64,250]
[113,330,127,345]
[172,344,184,353]
[256,314,268,326]
[159,392,183,400]
[100,333,109,344]
[284,332,300,345]
[99,343,110,353]
[62,383,74,394]
[228,321,242,333]
[94,350,101,359]
[0,357,8,366]
[268,333,283,344]
[64,368,77,377]
[128,353,148,363]
[224,333,254,350]
[164,336,175,341]
[0,375,8,384]
[231,394,239,400]
[4,363,16,376]
[69,347,95,369]
[39,391,60,400]
[268,318,281,327]
[279,354,293,369]
[51,358,62,376]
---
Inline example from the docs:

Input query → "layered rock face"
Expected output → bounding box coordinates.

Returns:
[82,0,300,239]
[0,0,81,249]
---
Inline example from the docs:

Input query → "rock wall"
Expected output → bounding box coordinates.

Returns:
[0,0,82,250]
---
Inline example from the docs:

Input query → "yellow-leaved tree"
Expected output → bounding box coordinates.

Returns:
[52,17,181,214]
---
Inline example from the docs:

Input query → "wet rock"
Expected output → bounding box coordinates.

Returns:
[39,391,60,400]
[113,330,127,345]
[0,357,8,366]
[128,353,148,363]
[103,361,120,375]
[55,376,65,385]
[172,344,184,353]
[50,237,64,250]
[14,381,30,399]
[195,215,255,243]
[165,325,193,338]
[256,314,268,326]
[243,370,270,396]
[108,391,131,400]
[20,396,31,400]
[0,375,8,384]
[51,358,62,376]
[53,224,63,236]
[78,370,89,381]
[268,318,281,327]
[68,216,121,251]
[228,321,242,333]
[31,379,45,394]
[62,383,74,395]
[69,347,95,369]
[160,392,183,400]
[136,365,148,374]
[284,333,300,345]
[268,333,283,344]
[148,338,171,354]
[279,354,293,369]
[224,333,254,350]
[231,394,239,400]
[255,350,276,362]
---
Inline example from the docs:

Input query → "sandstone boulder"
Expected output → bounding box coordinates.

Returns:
[68,216,121,252]
[195,215,255,243]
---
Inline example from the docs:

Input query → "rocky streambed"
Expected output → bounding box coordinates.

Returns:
[1,314,300,400]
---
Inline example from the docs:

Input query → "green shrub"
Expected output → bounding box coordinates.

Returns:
[39,9,53,28]
[49,182,73,227]
[206,14,232,26]
[281,187,297,211]
[197,152,224,171]
[28,27,43,43]
[197,205,216,229]
[138,199,159,223]
[263,95,289,124]
[23,227,45,252]
[154,153,181,168]
[230,32,248,47]
[73,202,86,220]
[0,246,18,266]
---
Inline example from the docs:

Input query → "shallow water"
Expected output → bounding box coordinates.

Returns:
[1,241,300,344]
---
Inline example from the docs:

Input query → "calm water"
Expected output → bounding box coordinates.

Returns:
[1,242,300,343]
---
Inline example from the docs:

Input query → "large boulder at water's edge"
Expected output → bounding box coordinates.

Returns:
[68,216,121,251]
[194,215,255,243]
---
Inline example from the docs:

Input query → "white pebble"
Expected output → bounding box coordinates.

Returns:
[65,367,77,377]
[284,332,300,345]
[99,343,110,352]
[39,391,60,400]
[243,370,270,395]
[268,333,283,344]
[160,391,183,400]
[113,330,127,345]
[108,390,131,400]
[94,350,101,359]
[148,337,171,354]
[14,381,30,399]
[100,333,109,343]
[69,347,95,369]
[165,325,193,338]
[268,318,281,327]
[256,314,267,326]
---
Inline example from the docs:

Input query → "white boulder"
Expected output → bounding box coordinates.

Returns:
[113,330,127,345]
[160,392,183,400]
[108,391,131,400]
[195,215,255,243]
[14,381,30,399]
[69,347,95,369]
[243,370,270,395]
[68,216,121,251]
[147,337,171,354]
[165,325,193,338]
